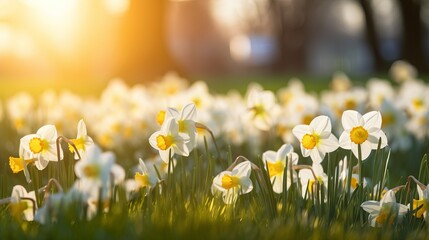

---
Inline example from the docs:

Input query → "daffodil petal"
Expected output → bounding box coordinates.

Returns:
[292,125,311,140]
[319,134,339,153]
[276,144,293,162]
[363,111,382,129]
[361,201,381,214]
[342,110,360,130]
[381,190,396,204]
[166,108,180,120]
[271,175,284,194]
[240,176,253,194]
[311,115,331,134]
[301,145,311,157]
[310,149,324,164]
[339,131,352,149]
[369,131,388,149]
[262,151,277,163]
[180,103,197,121]
[233,161,252,178]
[77,119,87,137]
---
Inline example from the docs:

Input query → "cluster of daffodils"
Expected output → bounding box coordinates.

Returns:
[5,120,165,223]
[3,60,429,228]
[1,62,427,161]
[211,110,387,204]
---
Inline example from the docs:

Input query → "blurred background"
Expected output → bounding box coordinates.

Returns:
[0,0,428,84]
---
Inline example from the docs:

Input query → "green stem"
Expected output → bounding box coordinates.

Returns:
[358,144,363,188]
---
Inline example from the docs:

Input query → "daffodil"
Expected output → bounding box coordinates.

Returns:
[339,110,388,160]
[74,145,124,214]
[10,185,36,221]
[6,92,34,134]
[361,189,408,227]
[367,79,395,109]
[299,163,328,200]
[126,158,159,194]
[165,102,198,151]
[20,124,63,170]
[262,144,298,193]
[292,115,339,164]
[410,184,429,220]
[246,87,279,131]
[212,161,253,204]
[68,119,94,159]
[338,156,367,193]
[380,101,412,151]
[74,144,115,184]
[321,87,367,120]
[389,60,417,83]
[9,149,35,183]
[398,79,429,116]
[149,117,190,163]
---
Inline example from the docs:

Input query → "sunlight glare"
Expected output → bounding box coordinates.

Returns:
[103,0,130,16]
[21,0,78,53]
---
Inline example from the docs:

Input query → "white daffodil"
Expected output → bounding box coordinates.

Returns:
[380,101,412,151]
[397,79,429,116]
[74,145,124,214]
[6,92,34,134]
[330,72,351,92]
[165,102,198,151]
[74,144,115,185]
[9,185,36,221]
[367,78,395,109]
[292,115,339,164]
[126,158,159,194]
[246,87,279,131]
[338,156,367,193]
[262,144,298,194]
[212,161,253,204]
[389,60,417,83]
[299,163,328,200]
[69,119,94,160]
[149,117,190,163]
[150,72,189,97]
[339,110,388,160]
[407,111,429,140]
[321,87,367,120]
[20,125,63,170]
[410,184,429,220]
[361,190,408,227]
[277,78,306,105]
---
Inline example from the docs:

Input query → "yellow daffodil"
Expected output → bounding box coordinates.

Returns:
[149,117,190,163]
[10,185,36,221]
[165,102,198,152]
[68,119,94,159]
[292,115,339,164]
[299,163,328,201]
[262,144,298,194]
[212,161,253,204]
[338,157,367,193]
[20,125,63,170]
[409,184,429,220]
[126,158,159,195]
[339,110,388,160]
[246,87,279,131]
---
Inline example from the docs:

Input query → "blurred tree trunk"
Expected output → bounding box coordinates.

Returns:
[358,0,386,71]
[398,0,425,70]
[270,0,308,72]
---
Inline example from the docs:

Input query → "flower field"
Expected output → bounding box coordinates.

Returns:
[1,62,429,239]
